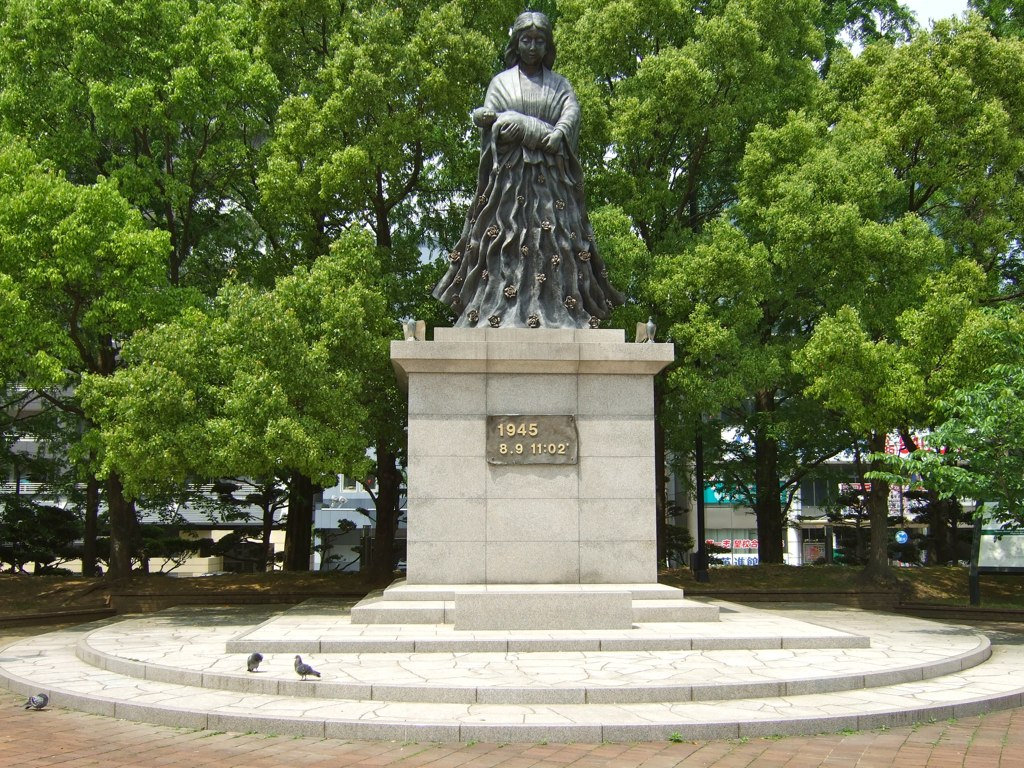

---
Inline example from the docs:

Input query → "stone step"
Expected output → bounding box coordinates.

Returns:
[223,632,870,654]
[75,623,992,706]
[632,599,720,623]
[453,589,636,630]
[1,617,1022,743]
[350,583,720,628]
[225,599,867,654]
[349,599,449,625]
[378,582,690,602]
[352,597,718,627]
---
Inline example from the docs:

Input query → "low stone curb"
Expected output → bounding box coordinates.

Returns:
[0,607,116,628]
[107,591,366,613]
[223,631,872,655]
[3,660,1022,744]
[897,603,1024,622]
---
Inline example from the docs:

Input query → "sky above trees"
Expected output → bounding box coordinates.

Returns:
[906,0,968,23]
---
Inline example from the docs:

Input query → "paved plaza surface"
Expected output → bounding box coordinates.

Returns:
[2,685,1023,767]
[4,601,1021,741]
[2,618,1023,767]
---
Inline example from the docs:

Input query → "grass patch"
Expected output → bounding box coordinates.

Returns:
[0,574,104,614]
[2,565,1022,618]
[0,570,378,617]
[659,565,1024,609]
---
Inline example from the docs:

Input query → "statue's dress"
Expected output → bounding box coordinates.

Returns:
[432,65,624,329]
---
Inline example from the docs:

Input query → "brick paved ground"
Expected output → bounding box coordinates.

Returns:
[3,687,1023,768]
[3,622,1023,768]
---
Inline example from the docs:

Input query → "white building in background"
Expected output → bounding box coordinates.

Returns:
[670,448,938,568]
[3,387,407,575]
[2,447,405,575]
[139,474,406,574]
[312,475,407,572]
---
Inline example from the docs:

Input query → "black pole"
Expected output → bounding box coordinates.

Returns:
[694,425,710,583]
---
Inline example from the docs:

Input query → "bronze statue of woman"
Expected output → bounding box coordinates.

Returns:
[432,11,624,329]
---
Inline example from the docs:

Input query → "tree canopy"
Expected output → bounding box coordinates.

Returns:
[1,0,1021,579]
[81,231,390,569]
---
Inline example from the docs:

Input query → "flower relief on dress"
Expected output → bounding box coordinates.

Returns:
[431,10,625,330]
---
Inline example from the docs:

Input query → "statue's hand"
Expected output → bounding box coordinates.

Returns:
[473,108,497,127]
[540,129,563,154]
[499,121,524,141]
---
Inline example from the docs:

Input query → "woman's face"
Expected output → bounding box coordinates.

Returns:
[517,26,547,66]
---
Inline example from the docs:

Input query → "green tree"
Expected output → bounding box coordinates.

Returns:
[558,0,824,251]
[0,0,283,575]
[646,14,1024,570]
[554,0,841,563]
[258,0,518,579]
[873,307,1024,529]
[0,499,81,573]
[0,140,173,577]
[651,122,902,562]
[970,0,1024,37]
[81,231,389,571]
[0,0,279,290]
[794,18,1024,576]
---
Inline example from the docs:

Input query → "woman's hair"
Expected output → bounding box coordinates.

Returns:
[503,11,556,69]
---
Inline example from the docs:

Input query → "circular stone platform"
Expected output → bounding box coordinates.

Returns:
[1,600,1022,742]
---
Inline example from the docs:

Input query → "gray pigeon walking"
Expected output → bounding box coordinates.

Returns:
[246,652,263,672]
[293,655,320,680]
[23,693,48,710]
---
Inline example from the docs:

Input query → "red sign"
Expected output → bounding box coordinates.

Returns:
[707,538,758,550]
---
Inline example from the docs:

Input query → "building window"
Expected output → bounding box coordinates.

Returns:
[800,478,834,508]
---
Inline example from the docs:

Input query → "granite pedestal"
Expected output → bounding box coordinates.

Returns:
[354,328,680,629]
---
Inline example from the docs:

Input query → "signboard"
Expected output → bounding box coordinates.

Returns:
[970,512,1024,605]
[895,530,909,545]
[485,415,578,465]
[802,542,825,563]
[703,485,747,505]
[978,520,1024,572]
[716,555,760,566]
[706,537,758,550]
[706,537,759,566]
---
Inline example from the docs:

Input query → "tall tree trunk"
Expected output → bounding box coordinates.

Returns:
[863,430,892,580]
[935,497,959,565]
[753,389,785,563]
[105,472,135,578]
[945,499,960,564]
[369,445,402,583]
[283,471,315,571]
[81,474,100,576]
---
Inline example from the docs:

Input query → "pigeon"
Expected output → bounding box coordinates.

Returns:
[645,316,656,343]
[293,655,320,681]
[246,652,263,673]
[23,693,48,710]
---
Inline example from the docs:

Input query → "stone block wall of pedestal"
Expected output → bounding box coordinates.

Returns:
[394,328,674,585]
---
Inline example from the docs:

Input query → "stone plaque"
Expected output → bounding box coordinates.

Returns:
[486,415,578,465]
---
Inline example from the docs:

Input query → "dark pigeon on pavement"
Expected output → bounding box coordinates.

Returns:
[23,693,48,710]
[293,655,320,680]
[246,652,263,672]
